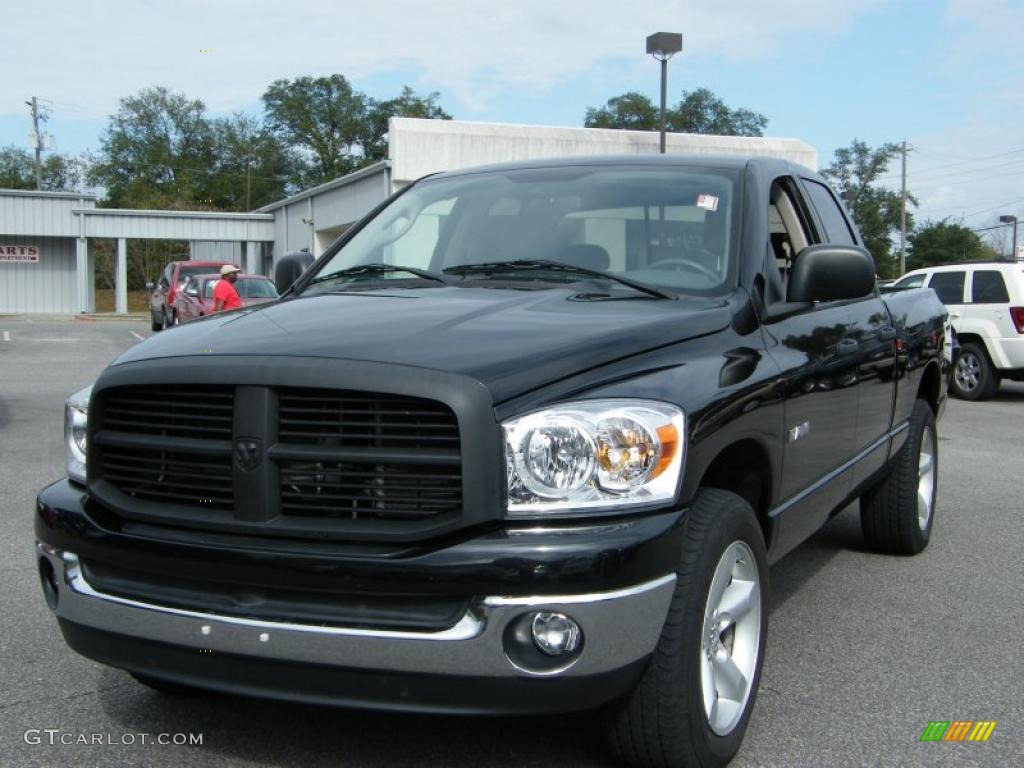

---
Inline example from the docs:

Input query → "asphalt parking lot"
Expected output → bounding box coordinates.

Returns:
[1,315,1021,768]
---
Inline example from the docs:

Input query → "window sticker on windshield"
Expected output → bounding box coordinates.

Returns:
[697,194,719,212]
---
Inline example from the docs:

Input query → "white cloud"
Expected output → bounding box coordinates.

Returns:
[0,0,885,119]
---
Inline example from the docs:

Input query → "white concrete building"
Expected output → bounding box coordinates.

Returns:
[0,119,816,314]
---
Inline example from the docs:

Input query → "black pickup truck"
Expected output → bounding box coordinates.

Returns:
[37,156,949,768]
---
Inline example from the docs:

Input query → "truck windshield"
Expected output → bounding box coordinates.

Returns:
[304,165,740,296]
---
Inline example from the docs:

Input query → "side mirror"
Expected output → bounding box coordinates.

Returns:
[185,287,199,297]
[787,245,876,303]
[274,251,317,294]
[145,281,155,290]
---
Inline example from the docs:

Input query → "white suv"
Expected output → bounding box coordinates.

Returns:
[892,262,1024,399]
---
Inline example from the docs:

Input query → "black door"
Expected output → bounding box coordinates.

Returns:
[759,177,860,557]
[800,176,897,488]
[845,295,897,486]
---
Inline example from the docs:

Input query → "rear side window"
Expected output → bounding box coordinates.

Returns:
[802,179,856,245]
[928,271,966,304]
[972,271,1009,304]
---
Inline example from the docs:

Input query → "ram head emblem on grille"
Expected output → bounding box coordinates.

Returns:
[234,437,263,471]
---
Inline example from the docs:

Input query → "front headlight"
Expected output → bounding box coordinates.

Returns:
[64,385,92,484]
[504,400,685,515]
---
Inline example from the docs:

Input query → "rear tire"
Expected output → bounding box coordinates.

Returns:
[606,489,768,768]
[950,342,999,400]
[860,399,937,555]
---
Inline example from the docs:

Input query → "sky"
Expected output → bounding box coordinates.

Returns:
[1,0,1020,244]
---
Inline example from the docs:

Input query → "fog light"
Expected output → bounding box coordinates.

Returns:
[531,612,581,656]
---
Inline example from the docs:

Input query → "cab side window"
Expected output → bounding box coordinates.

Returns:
[764,179,815,304]
[802,179,856,245]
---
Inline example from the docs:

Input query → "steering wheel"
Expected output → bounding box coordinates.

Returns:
[647,256,718,281]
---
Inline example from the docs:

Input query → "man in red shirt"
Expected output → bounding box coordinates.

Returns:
[213,265,243,312]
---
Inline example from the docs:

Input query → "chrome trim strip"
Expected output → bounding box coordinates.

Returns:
[768,424,904,519]
[36,544,677,678]
[484,573,676,607]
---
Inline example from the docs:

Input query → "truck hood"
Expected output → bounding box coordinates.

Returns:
[115,286,731,402]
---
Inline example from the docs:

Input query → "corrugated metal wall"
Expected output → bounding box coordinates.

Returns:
[0,236,78,312]
[80,211,274,241]
[189,241,243,262]
[268,166,390,260]
[0,193,93,237]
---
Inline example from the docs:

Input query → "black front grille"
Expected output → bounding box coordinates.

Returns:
[92,383,464,540]
[102,386,234,439]
[98,447,233,511]
[279,459,462,519]
[278,389,460,449]
[80,558,469,631]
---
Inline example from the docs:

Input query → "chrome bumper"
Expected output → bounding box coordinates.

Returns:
[37,544,676,678]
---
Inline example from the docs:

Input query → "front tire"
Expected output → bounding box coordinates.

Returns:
[860,399,937,555]
[607,489,768,768]
[150,310,162,332]
[950,342,999,400]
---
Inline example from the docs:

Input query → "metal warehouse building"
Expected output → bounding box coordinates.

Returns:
[0,119,816,314]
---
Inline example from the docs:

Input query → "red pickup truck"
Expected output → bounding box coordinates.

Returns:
[147,260,232,331]
[172,273,279,324]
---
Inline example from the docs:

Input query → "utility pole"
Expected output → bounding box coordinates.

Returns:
[26,97,44,189]
[898,139,910,277]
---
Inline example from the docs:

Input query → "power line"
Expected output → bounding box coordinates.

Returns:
[911,167,1024,194]
[876,146,1024,182]
[888,156,1024,188]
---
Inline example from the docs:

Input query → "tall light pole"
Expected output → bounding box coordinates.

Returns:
[999,214,1018,260]
[646,32,683,154]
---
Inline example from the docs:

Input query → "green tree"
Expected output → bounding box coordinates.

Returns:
[821,140,915,278]
[262,74,368,185]
[361,86,451,163]
[0,146,85,191]
[262,76,451,186]
[585,87,767,136]
[207,113,294,210]
[89,86,217,208]
[584,92,660,131]
[908,219,995,268]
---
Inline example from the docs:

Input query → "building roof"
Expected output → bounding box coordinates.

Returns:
[255,160,390,212]
[0,188,97,201]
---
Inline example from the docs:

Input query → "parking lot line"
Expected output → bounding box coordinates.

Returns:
[130,331,144,341]
[2,330,9,342]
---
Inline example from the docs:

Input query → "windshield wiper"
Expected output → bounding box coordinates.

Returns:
[307,263,449,288]
[443,259,673,300]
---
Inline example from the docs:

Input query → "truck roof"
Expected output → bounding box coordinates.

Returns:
[430,153,818,181]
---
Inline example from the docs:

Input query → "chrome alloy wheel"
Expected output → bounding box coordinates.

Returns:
[700,541,761,736]
[954,352,981,392]
[918,425,936,530]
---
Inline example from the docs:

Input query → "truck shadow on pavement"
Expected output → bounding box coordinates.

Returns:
[92,510,867,768]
